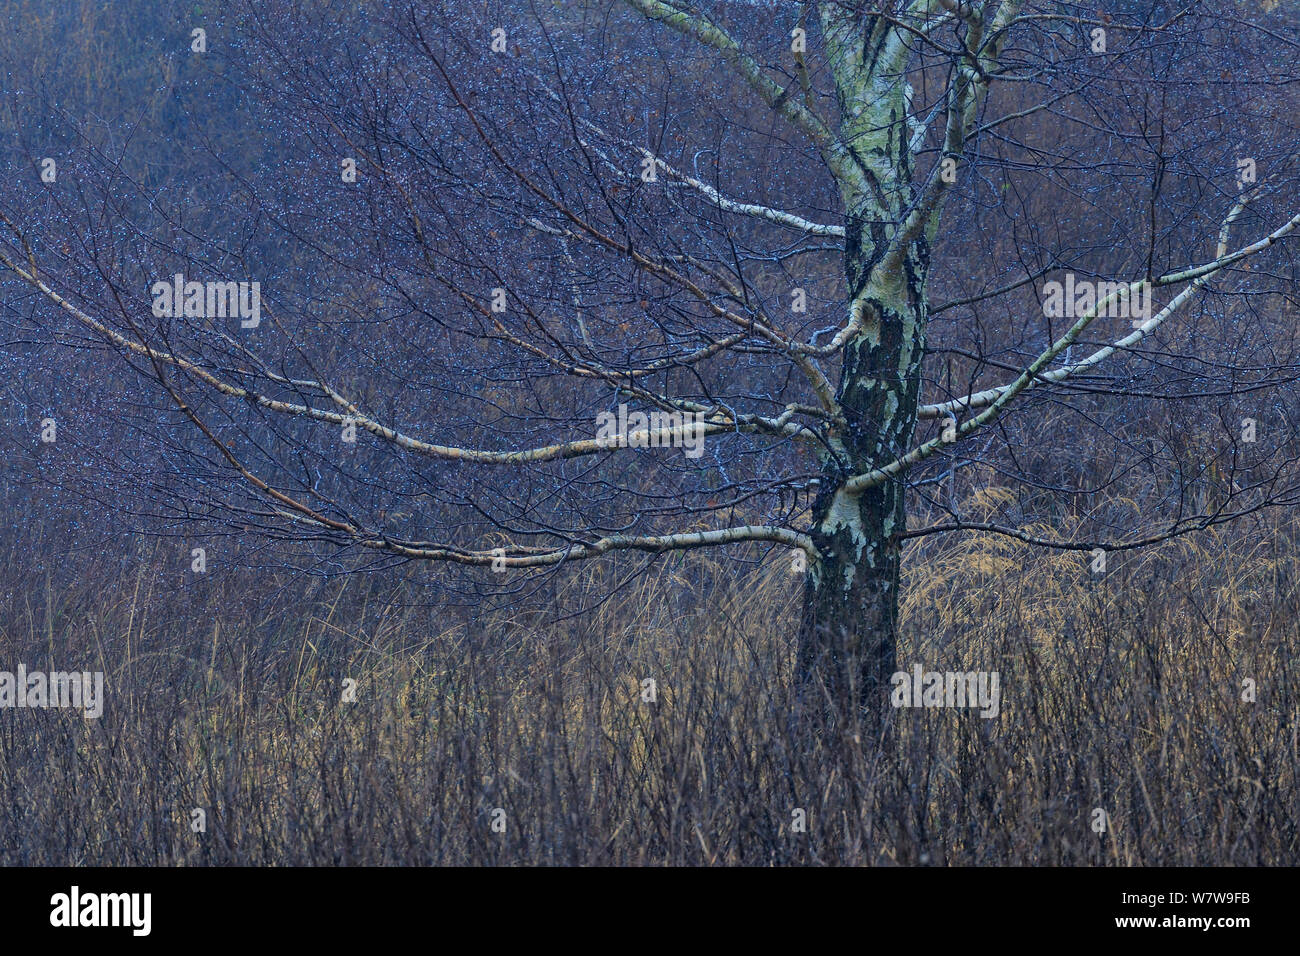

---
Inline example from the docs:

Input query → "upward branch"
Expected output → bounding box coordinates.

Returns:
[620,0,834,151]
[845,207,1300,495]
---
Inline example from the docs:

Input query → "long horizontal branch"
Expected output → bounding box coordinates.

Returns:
[354,524,817,565]
[0,242,817,464]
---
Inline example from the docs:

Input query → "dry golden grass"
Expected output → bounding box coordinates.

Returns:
[0,506,1296,865]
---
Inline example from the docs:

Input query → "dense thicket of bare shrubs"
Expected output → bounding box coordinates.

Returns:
[2,501,1294,865]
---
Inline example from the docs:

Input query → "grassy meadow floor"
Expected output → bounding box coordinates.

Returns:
[0,513,1296,865]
